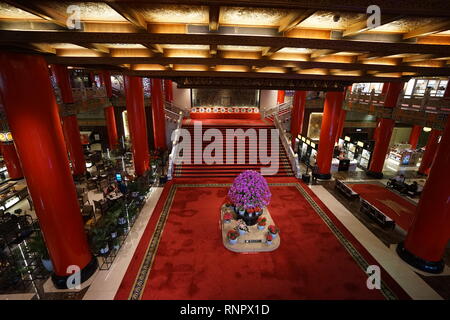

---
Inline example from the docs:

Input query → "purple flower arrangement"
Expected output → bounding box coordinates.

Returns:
[227,170,271,210]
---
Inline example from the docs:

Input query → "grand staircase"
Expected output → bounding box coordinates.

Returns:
[173,123,294,178]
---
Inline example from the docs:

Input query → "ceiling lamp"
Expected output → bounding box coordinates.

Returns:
[0,132,13,143]
[423,127,432,132]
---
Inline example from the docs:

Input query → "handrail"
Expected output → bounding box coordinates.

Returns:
[263,101,292,118]
[165,100,190,117]
[167,111,184,180]
[273,114,301,178]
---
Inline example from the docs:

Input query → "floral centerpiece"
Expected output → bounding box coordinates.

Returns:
[227,170,271,226]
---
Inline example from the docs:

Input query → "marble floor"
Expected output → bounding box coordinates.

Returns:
[1,159,448,300]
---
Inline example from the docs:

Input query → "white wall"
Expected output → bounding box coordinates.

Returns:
[259,90,278,112]
[389,127,412,147]
[172,82,191,109]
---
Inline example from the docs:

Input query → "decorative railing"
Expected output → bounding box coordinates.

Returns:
[344,88,449,129]
[165,100,190,117]
[262,101,291,119]
[273,114,301,178]
[167,111,184,180]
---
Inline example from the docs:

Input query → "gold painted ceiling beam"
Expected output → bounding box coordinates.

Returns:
[278,9,316,33]
[403,20,450,39]
[343,15,405,37]
[44,56,450,76]
[3,31,450,56]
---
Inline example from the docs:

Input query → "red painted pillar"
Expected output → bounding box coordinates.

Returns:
[277,90,285,104]
[151,78,167,150]
[315,91,345,179]
[335,108,347,143]
[101,71,119,149]
[408,125,422,149]
[290,91,306,148]
[164,79,173,102]
[418,129,441,175]
[1,143,23,179]
[397,119,450,273]
[50,64,74,104]
[367,82,404,178]
[124,76,149,175]
[0,52,96,287]
[61,115,86,176]
[51,64,86,176]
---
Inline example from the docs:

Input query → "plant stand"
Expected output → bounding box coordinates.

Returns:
[220,204,280,253]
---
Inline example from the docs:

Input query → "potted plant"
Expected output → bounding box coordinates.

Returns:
[223,212,233,224]
[257,217,267,230]
[28,231,53,272]
[266,233,273,245]
[227,230,239,245]
[89,224,110,256]
[112,238,120,251]
[268,225,279,238]
[227,170,271,226]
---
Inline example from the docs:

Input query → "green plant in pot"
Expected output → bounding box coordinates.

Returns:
[89,223,110,256]
[28,231,53,272]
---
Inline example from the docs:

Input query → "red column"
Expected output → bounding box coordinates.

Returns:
[0,52,96,288]
[124,76,149,175]
[101,71,119,149]
[277,90,285,104]
[315,91,345,179]
[397,119,450,273]
[418,129,441,175]
[408,125,422,149]
[335,108,347,143]
[367,82,404,178]
[151,78,167,151]
[164,79,173,102]
[61,115,86,176]
[104,106,119,150]
[51,64,86,176]
[1,143,23,179]
[50,64,74,103]
[290,91,306,148]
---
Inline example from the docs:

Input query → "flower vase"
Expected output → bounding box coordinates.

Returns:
[229,238,238,245]
[239,209,245,216]
[270,232,278,239]
[224,219,231,224]
[267,240,272,245]
[257,225,265,230]
[239,229,246,236]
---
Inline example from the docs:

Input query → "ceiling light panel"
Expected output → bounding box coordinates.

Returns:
[0,2,43,20]
[140,5,208,24]
[220,7,290,27]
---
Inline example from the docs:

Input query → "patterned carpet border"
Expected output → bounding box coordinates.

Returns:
[128,182,399,300]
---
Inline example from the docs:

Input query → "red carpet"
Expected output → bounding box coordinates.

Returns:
[174,121,294,178]
[115,179,410,300]
[190,112,261,120]
[182,119,270,126]
[347,183,416,231]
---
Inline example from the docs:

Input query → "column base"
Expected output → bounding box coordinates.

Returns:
[366,171,384,179]
[314,173,332,180]
[396,242,444,274]
[51,256,98,289]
